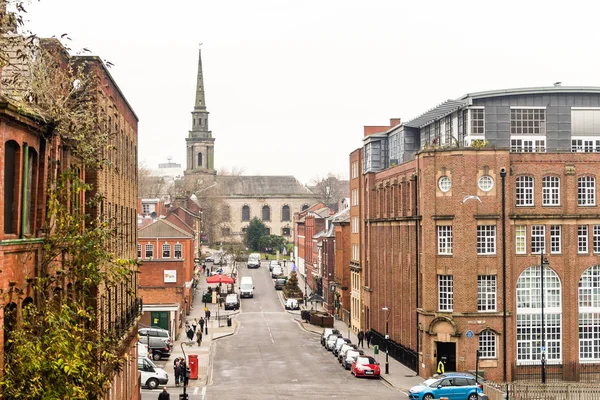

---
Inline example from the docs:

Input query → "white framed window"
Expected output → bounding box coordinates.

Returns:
[352,217,359,234]
[578,225,589,254]
[542,176,560,206]
[470,108,485,136]
[437,226,453,255]
[144,243,153,258]
[438,275,453,311]
[578,176,596,206]
[511,138,546,153]
[174,243,182,259]
[162,243,171,258]
[516,176,534,206]
[479,330,497,359]
[511,108,546,135]
[571,138,600,153]
[578,265,600,361]
[352,244,359,261]
[438,176,451,192]
[515,225,527,254]
[478,275,496,312]
[477,225,496,255]
[352,161,359,179]
[137,244,142,258]
[516,266,562,364]
[550,225,561,254]
[352,189,358,206]
[530,225,545,254]
[478,176,494,192]
[594,225,600,254]
[142,204,150,214]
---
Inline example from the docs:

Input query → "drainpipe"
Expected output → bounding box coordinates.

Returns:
[20,143,29,238]
[500,167,507,382]
[412,172,419,365]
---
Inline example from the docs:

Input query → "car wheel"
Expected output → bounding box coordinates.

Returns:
[152,352,161,361]
[147,378,159,390]
[423,394,434,400]
[468,394,478,400]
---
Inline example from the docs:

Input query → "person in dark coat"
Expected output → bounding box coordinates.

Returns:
[357,330,365,348]
[174,359,181,387]
[197,330,203,346]
[365,330,372,348]
[186,326,194,343]
[158,386,170,400]
[199,317,205,332]
[206,309,211,321]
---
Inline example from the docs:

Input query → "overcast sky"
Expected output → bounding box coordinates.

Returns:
[23,0,600,185]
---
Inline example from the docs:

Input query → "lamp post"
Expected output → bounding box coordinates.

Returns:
[539,250,548,384]
[382,307,390,374]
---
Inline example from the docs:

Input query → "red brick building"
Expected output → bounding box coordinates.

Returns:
[137,218,196,339]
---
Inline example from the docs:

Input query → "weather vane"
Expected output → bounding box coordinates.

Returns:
[199,43,203,48]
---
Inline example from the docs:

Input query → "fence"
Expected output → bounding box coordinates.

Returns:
[508,384,600,400]
[512,362,600,383]
[369,329,418,372]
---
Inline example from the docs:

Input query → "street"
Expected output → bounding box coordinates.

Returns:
[142,260,403,399]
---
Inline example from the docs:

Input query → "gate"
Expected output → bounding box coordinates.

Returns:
[370,329,418,372]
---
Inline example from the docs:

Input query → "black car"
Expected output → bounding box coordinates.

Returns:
[274,278,287,290]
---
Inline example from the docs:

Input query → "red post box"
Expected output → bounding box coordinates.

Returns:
[188,354,199,380]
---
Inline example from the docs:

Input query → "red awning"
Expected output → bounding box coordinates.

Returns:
[206,274,235,284]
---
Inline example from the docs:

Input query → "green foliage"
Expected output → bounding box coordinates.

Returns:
[470,139,489,148]
[258,234,287,254]
[0,173,134,398]
[283,271,303,299]
[244,217,267,251]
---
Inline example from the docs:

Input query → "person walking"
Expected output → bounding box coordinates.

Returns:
[357,330,365,348]
[192,318,198,333]
[199,317,205,333]
[437,357,446,375]
[186,326,194,343]
[365,330,372,348]
[204,306,209,320]
[206,309,211,321]
[158,386,170,400]
[196,329,203,346]
[174,359,181,387]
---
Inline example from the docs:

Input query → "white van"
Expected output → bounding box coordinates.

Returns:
[239,276,254,298]
[138,356,169,390]
[247,253,261,268]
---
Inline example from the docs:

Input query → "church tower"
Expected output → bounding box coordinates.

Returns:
[185,48,216,176]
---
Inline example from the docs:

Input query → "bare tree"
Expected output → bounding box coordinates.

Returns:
[138,162,168,198]
[310,174,349,206]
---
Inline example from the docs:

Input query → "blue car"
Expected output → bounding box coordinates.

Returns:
[408,372,482,400]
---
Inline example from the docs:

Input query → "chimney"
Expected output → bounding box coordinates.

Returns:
[390,118,401,127]
[173,196,188,210]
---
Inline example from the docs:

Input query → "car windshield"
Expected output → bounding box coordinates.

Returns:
[357,356,376,364]
[422,379,440,387]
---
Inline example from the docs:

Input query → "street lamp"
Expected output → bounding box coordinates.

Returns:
[539,250,549,384]
[382,307,390,374]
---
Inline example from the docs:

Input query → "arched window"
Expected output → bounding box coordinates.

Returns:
[478,330,497,359]
[516,176,534,206]
[301,204,309,211]
[4,140,19,234]
[579,265,600,361]
[262,205,271,221]
[197,152,203,168]
[516,266,562,364]
[281,205,291,221]
[242,205,250,222]
[22,297,34,322]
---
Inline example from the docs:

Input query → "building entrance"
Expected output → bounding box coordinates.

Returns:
[151,311,169,331]
[436,341,456,372]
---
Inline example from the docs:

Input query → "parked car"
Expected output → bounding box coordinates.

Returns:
[138,355,169,389]
[204,254,214,262]
[137,341,150,358]
[326,333,343,351]
[351,355,381,378]
[274,278,287,290]
[271,266,283,278]
[408,372,482,400]
[321,328,341,346]
[269,261,280,272]
[138,327,173,361]
[338,343,358,363]
[224,293,240,310]
[333,337,352,357]
[343,349,365,369]
[285,298,300,310]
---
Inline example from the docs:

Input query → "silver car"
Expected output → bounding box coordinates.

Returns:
[321,328,341,346]
[333,337,351,357]
[326,334,343,351]
[343,349,365,369]
[338,343,357,363]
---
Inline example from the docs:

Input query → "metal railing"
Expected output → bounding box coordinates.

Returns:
[512,361,600,383]
[370,329,418,372]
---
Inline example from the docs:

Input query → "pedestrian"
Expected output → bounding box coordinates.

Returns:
[437,357,446,375]
[192,318,197,333]
[174,359,181,386]
[365,330,372,348]
[158,386,170,400]
[357,330,365,348]
[199,317,205,332]
[179,360,187,386]
[186,326,194,343]
[197,329,203,346]
[206,266,209,276]
[206,309,211,321]
[204,306,209,320]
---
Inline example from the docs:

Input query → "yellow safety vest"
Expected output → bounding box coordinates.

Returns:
[437,360,445,374]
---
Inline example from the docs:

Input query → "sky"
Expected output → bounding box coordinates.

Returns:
[22,0,600,185]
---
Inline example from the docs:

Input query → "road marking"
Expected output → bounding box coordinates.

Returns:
[193,387,199,394]
[201,386,207,400]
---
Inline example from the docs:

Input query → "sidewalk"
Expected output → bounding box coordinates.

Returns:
[163,259,236,389]
[290,270,423,393]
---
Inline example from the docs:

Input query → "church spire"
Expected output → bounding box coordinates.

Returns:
[188,47,211,138]
[194,47,207,112]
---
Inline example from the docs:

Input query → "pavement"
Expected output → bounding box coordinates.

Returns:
[162,254,424,395]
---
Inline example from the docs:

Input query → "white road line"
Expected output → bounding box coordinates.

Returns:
[193,387,199,394]
[201,386,207,400]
